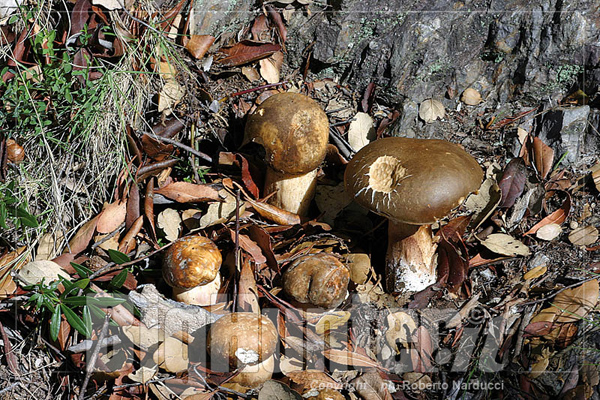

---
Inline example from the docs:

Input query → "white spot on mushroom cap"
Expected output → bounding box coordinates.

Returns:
[235,348,260,365]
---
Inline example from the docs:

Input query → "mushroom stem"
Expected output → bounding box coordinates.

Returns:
[386,222,438,293]
[264,168,319,216]
[172,272,222,306]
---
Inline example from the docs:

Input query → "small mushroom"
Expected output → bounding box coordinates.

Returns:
[244,92,329,216]
[344,137,483,292]
[282,253,350,309]
[207,312,278,387]
[162,235,222,306]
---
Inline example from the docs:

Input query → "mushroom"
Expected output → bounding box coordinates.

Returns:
[344,137,483,292]
[282,253,350,309]
[163,235,222,306]
[207,312,278,387]
[244,92,329,216]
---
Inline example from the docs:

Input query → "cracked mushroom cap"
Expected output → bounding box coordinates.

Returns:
[282,253,350,309]
[344,137,483,224]
[207,312,278,369]
[244,92,329,175]
[163,235,222,289]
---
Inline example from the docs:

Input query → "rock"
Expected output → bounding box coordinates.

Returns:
[191,0,254,37]
[536,106,591,165]
[285,0,599,111]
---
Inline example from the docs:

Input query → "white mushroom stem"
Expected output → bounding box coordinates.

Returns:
[263,168,319,216]
[230,355,275,388]
[173,272,221,306]
[386,222,438,293]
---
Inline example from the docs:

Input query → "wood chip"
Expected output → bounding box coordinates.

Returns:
[568,225,599,246]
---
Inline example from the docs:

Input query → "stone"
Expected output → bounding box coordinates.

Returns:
[536,106,591,165]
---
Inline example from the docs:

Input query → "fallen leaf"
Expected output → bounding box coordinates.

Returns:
[258,380,302,400]
[351,369,393,400]
[461,88,482,105]
[18,260,71,286]
[92,0,125,11]
[153,336,189,373]
[200,191,241,228]
[464,178,501,229]
[524,265,547,280]
[246,198,301,225]
[347,112,374,152]
[122,325,164,350]
[127,366,158,384]
[536,223,562,241]
[524,194,571,235]
[345,253,371,284]
[480,233,530,256]
[286,370,342,391]
[591,163,600,191]
[385,312,417,351]
[158,79,185,115]
[259,51,284,84]
[241,65,261,82]
[498,158,527,209]
[97,200,127,234]
[185,35,215,59]
[155,182,221,203]
[418,99,445,123]
[232,232,267,265]
[412,326,433,373]
[568,225,599,246]
[36,231,65,260]
[533,137,554,179]
[323,349,381,369]
[216,40,282,67]
[157,208,181,242]
[315,311,351,335]
[238,259,259,313]
[528,347,552,379]
[68,215,100,254]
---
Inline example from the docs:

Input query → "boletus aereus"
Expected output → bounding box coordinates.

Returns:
[244,92,329,216]
[344,137,483,293]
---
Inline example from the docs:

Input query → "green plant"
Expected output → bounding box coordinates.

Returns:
[0,180,39,229]
[25,262,126,341]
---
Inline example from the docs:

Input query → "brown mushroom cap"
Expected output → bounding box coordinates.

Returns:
[163,235,222,289]
[207,312,278,369]
[344,137,483,225]
[244,92,329,175]
[282,253,350,309]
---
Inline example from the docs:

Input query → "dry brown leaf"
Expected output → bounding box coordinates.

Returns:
[153,336,189,373]
[259,51,284,84]
[158,80,185,115]
[234,233,267,265]
[97,200,127,234]
[536,223,562,241]
[419,99,445,123]
[347,112,375,152]
[385,312,417,351]
[323,349,380,369]
[155,182,221,203]
[68,215,99,254]
[533,137,554,179]
[314,311,350,335]
[524,265,547,280]
[36,231,64,260]
[246,198,301,225]
[127,366,157,384]
[18,260,71,285]
[528,347,552,379]
[242,65,261,82]
[568,225,598,246]
[464,178,501,229]
[461,88,482,105]
[286,370,343,390]
[238,259,260,313]
[591,163,600,191]
[118,215,143,254]
[216,40,282,67]
[553,279,599,324]
[525,194,571,235]
[345,253,371,285]
[157,208,181,242]
[480,233,530,256]
[351,369,393,400]
[185,35,215,59]
[122,325,164,350]
[200,191,241,228]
